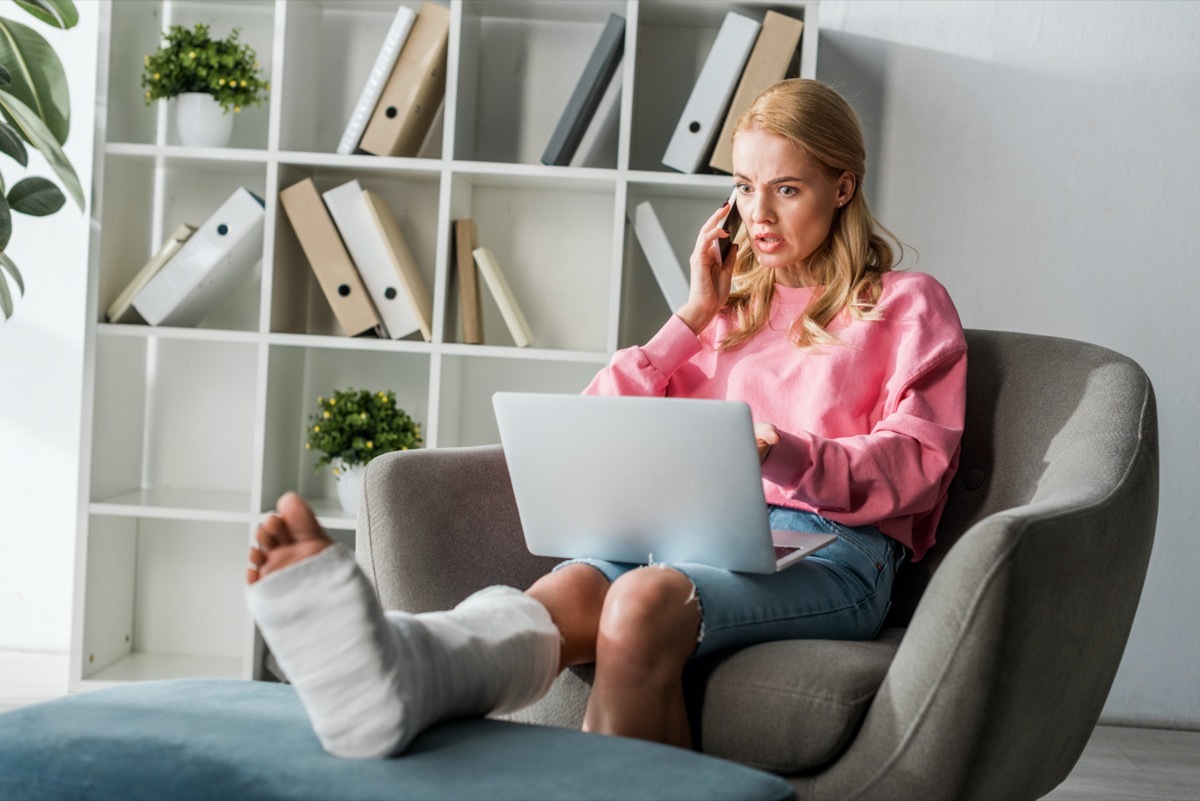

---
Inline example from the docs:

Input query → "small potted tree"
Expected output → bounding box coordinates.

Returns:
[306,388,423,514]
[141,23,269,148]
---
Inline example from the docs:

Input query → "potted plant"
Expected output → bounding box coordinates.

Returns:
[306,388,423,514]
[0,0,86,322]
[141,22,269,148]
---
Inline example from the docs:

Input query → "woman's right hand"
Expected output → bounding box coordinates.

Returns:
[676,202,738,335]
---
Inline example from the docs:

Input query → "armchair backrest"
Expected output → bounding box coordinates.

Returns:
[888,328,1159,625]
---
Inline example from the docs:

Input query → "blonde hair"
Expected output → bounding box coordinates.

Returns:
[721,79,903,351]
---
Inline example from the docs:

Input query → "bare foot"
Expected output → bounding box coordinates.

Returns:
[247,492,334,585]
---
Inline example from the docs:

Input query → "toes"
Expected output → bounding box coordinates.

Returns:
[255,513,291,552]
[246,546,266,585]
[276,491,331,545]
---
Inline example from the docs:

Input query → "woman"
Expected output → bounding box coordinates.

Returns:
[246,79,966,759]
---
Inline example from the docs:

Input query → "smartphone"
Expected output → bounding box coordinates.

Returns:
[717,187,742,262]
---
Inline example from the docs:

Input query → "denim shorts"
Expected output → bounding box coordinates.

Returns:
[557,506,906,658]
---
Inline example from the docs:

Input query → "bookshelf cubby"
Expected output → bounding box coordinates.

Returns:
[72,0,819,689]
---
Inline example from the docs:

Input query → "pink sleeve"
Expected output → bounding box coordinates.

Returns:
[761,347,967,525]
[583,315,703,397]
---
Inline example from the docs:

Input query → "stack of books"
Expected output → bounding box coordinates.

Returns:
[106,187,265,327]
[336,1,451,158]
[662,9,805,175]
[279,177,433,341]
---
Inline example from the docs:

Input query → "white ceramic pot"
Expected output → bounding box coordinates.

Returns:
[175,92,233,148]
[334,463,365,516]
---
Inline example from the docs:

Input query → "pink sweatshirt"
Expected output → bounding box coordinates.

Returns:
[583,270,967,562]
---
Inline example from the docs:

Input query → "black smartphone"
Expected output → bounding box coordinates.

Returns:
[717,188,742,262]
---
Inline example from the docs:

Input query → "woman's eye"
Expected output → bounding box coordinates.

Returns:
[734,183,750,194]
[778,186,797,197]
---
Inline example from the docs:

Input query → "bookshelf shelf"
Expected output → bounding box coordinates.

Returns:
[73,0,818,690]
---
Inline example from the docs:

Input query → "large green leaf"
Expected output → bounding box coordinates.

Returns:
[14,0,78,30]
[0,191,10,250]
[0,64,9,86]
[0,89,81,208]
[0,122,27,166]
[8,175,62,215]
[0,250,22,294]
[0,16,70,146]
[0,260,13,319]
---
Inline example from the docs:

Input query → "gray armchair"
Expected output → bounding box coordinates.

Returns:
[356,329,1158,800]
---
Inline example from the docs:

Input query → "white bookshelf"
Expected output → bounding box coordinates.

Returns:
[71,0,819,689]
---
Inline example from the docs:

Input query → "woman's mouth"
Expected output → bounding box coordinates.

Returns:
[754,233,786,254]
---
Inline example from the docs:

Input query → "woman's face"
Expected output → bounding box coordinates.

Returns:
[731,129,854,287]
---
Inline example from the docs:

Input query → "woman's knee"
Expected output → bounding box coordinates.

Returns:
[526,564,610,665]
[598,567,701,659]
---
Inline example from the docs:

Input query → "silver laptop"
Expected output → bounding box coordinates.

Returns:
[492,392,837,574]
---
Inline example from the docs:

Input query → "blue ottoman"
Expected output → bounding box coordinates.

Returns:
[0,679,794,801]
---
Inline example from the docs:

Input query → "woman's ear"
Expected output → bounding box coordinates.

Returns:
[836,171,856,207]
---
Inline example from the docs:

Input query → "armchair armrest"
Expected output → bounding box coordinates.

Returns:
[356,445,559,613]
[809,434,1157,801]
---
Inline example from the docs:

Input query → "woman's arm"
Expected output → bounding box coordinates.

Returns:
[761,346,968,526]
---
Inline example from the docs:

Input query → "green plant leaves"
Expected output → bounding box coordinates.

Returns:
[0,122,27,165]
[0,16,70,146]
[0,251,24,321]
[14,0,79,30]
[0,191,10,251]
[8,175,62,215]
[0,89,81,208]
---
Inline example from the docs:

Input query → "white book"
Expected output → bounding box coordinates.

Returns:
[132,188,265,327]
[106,222,197,323]
[661,12,761,174]
[323,180,423,340]
[632,201,689,311]
[336,4,417,155]
[472,246,533,348]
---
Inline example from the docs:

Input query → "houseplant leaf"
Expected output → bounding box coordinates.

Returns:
[0,122,28,166]
[13,0,79,30]
[0,191,10,250]
[0,261,13,319]
[0,89,81,208]
[7,175,62,215]
[0,250,22,294]
[0,15,70,145]
[0,64,10,85]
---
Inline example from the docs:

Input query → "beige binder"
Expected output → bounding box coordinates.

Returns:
[709,11,804,175]
[358,2,451,158]
[362,189,434,342]
[454,218,483,344]
[278,178,381,337]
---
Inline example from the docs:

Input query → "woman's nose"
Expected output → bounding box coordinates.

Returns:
[745,194,774,224]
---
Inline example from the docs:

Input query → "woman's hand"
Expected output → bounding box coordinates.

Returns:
[754,422,779,464]
[676,202,738,335]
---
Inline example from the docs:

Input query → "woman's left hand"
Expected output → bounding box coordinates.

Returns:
[754,422,779,464]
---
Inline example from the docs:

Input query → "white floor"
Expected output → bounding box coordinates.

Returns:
[2,650,1198,799]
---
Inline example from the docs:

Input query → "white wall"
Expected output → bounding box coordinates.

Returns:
[0,1,98,656]
[818,0,1200,728]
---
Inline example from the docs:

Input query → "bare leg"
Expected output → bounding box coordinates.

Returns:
[583,567,702,749]
[525,564,610,669]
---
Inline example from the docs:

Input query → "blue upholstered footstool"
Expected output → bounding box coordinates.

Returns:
[0,679,794,801]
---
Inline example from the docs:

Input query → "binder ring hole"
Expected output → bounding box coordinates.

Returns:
[217,224,229,235]
[688,121,701,134]
[384,287,397,300]
[337,284,351,297]
[385,106,398,119]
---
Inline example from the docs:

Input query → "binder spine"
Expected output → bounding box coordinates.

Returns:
[661,12,761,174]
[632,202,690,311]
[336,5,417,156]
[541,13,626,167]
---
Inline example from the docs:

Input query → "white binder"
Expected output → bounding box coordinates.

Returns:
[336,4,417,155]
[632,201,689,311]
[323,180,424,340]
[132,188,265,327]
[661,12,761,174]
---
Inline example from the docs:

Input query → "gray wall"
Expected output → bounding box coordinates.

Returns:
[818,0,1199,729]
